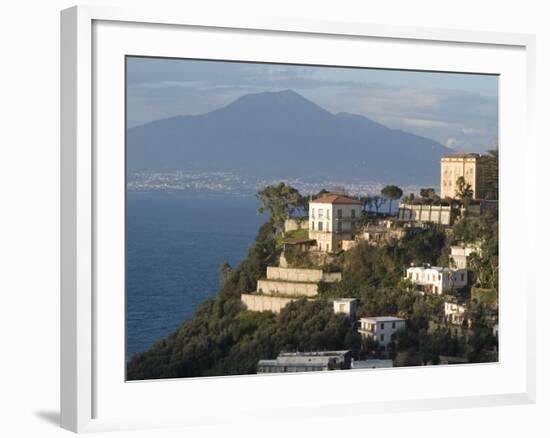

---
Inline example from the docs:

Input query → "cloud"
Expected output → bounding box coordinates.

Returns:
[126,57,498,152]
[402,118,452,128]
[445,138,459,148]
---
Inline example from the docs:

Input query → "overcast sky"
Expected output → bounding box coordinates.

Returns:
[126,57,498,153]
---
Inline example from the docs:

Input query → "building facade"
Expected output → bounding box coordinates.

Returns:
[358,316,406,348]
[406,265,468,294]
[308,194,362,252]
[257,351,351,373]
[450,244,481,269]
[440,153,497,200]
[333,298,358,319]
[444,300,467,325]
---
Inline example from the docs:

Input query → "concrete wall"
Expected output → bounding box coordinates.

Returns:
[257,279,319,297]
[398,203,452,225]
[284,218,309,233]
[322,272,342,282]
[241,294,297,313]
[308,230,353,252]
[341,240,357,251]
[267,267,341,283]
[360,227,407,246]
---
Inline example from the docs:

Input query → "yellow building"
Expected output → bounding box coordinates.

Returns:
[440,153,497,200]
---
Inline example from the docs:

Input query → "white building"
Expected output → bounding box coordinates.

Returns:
[444,300,467,325]
[406,265,468,295]
[333,298,358,319]
[358,316,406,348]
[308,194,362,252]
[257,351,351,373]
[450,244,481,269]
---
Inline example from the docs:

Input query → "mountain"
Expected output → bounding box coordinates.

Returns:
[127,90,452,185]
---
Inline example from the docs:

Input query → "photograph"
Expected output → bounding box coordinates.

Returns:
[125,56,499,380]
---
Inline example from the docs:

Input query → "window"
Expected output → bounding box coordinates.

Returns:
[319,210,324,219]
[337,209,342,218]
[318,222,323,231]
[311,208,315,219]
[351,209,356,218]
[460,273,465,281]
[311,221,314,230]
[380,323,385,329]
[380,334,385,342]
[337,222,342,232]
[392,322,396,329]
[327,209,330,220]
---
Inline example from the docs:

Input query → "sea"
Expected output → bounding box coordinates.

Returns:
[126,192,266,361]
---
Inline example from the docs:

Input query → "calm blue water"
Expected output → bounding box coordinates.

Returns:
[126,192,266,360]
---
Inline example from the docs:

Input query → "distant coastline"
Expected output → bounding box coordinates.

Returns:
[127,169,425,199]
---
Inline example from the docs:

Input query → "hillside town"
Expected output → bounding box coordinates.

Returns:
[242,152,498,372]
[127,151,499,379]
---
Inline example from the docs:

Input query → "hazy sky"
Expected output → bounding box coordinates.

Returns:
[126,57,498,153]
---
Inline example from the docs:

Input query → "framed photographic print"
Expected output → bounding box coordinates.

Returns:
[61,5,536,433]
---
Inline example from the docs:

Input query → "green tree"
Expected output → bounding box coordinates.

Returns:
[402,193,415,204]
[218,262,232,287]
[313,188,330,198]
[372,195,387,214]
[465,301,498,363]
[256,183,307,230]
[419,188,439,202]
[381,185,403,214]
[483,149,499,200]
[455,176,474,205]
[360,195,374,213]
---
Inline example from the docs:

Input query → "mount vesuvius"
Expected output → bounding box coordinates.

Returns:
[127,90,453,185]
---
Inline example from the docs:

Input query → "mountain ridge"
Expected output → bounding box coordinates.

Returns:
[127,90,453,185]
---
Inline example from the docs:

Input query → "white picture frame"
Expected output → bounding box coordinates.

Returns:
[60,4,537,433]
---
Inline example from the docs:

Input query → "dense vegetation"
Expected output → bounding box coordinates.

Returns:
[127,221,360,380]
[127,185,498,380]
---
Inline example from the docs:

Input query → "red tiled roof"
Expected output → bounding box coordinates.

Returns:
[311,194,362,205]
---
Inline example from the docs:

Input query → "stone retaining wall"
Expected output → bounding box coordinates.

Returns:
[266,267,341,283]
[241,294,298,313]
[284,218,309,233]
[257,279,319,297]
[398,203,453,225]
